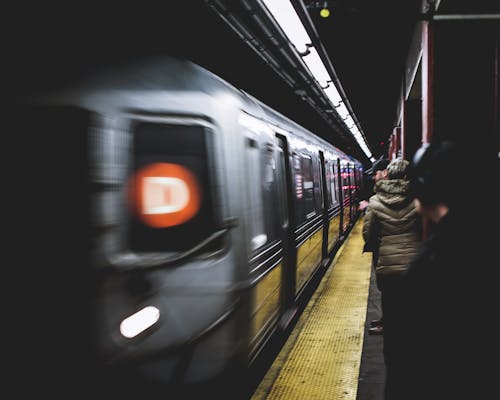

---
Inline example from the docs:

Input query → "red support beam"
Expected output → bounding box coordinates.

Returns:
[422,19,434,144]
[401,98,407,158]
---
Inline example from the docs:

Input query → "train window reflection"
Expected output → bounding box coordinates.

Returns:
[129,122,216,252]
[294,152,316,225]
[244,131,280,253]
[325,160,338,207]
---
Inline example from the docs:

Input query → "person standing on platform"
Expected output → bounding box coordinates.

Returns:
[359,156,390,213]
[398,140,497,400]
[362,157,422,399]
[360,157,390,334]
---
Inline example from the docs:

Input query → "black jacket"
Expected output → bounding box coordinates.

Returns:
[399,210,496,399]
[359,173,374,202]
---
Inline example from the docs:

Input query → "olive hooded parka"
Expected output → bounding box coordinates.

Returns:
[362,178,422,275]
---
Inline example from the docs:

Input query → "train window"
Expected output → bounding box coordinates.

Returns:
[275,142,289,228]
[128,122,217,252]
[325,160,338,207]
[325,160,332,205]
[293,152,316,225]
[353,167,361,195]
[245,140,265,250]
[245,138,281,252]
[341,164,351,201]
[313,156,322,211]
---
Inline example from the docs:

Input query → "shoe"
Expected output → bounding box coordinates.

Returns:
[369,319,383,328]
[368,325,384,335]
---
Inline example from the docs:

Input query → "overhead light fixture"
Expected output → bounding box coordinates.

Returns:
[336,102,350,120]
[261,0,312,54]
[302,47,331,87]
[343,115,355,128]
[320,2,330,18]
[261,0,373,160]
[324,85,342,107]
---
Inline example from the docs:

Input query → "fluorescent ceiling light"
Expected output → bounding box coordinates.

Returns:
[336,103,349,120]
[262,0,312,54]
[343,115,355,128]
[324,85,342,107]
[358,141,372,158]
[262,0,373,160]
[302,47,331,87]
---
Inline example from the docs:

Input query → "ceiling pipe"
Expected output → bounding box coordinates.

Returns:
[432,14,500,20]
[246,0,361,145]
[207,0,297,88]
[206,0,359,149]
[291,0,372,149]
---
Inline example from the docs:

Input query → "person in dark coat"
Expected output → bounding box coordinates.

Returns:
[396,140,497,400]
[359,156,390,213]
[362,157,422,398]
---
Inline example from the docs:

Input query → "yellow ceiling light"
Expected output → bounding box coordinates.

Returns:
[320,7,330,18]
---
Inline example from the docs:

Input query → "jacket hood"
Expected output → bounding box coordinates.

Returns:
[374,179,413,207]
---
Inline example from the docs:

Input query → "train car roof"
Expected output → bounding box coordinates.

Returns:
[22,56,255,112]
[20,55,362,167]
[243,91,358,163]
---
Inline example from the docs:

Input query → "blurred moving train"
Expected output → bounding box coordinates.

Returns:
[17,57,364,394]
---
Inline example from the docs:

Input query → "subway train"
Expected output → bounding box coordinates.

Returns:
[17,56,364,395]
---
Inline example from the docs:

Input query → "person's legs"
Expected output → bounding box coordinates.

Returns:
[369,255,383,333]
[381,275,407,399]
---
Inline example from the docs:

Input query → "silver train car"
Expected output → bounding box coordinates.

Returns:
[20,57,363,394]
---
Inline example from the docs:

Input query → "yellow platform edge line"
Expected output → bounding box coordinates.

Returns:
[251,218,372,400]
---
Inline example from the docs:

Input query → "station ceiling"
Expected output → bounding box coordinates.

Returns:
[11,1,498,163]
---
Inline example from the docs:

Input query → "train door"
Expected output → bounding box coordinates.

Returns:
[347,163,354,223]
[242,120,287,362]
[324,156,342,258]
[337,158,344,236]
[275,134,296,328]
[319,151,329,262]
[291,149,324,300]
[351,165,359,220]
[340,161,350,232]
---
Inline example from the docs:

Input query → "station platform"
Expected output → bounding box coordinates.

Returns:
[250,218,386,400]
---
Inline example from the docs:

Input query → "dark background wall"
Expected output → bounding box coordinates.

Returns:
[433,21,499,158]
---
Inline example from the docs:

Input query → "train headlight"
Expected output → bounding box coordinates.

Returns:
[120,306,160,338]
[129,162,201,228]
